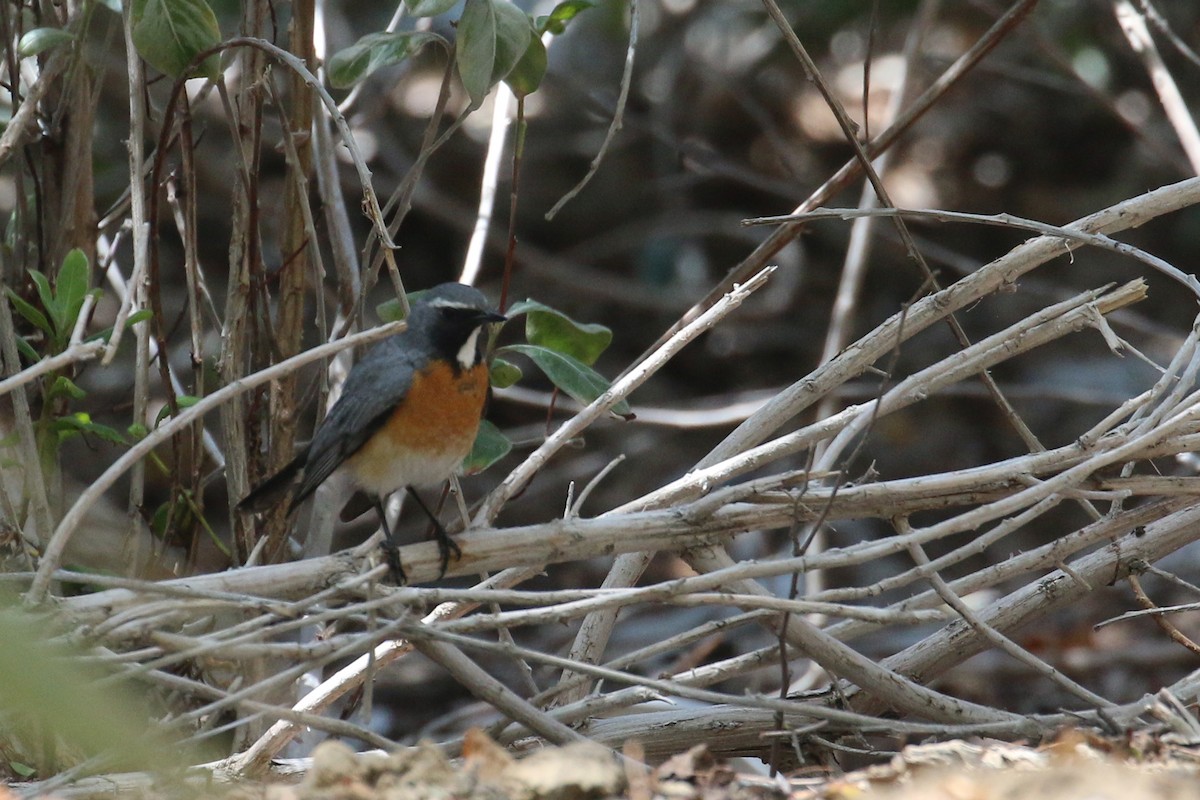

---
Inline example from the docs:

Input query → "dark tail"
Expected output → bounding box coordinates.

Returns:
[236,450,307,514]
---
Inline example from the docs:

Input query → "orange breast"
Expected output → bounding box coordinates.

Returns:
[346,361,489,495]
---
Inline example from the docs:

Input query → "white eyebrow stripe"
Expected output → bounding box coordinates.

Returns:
[425,298,476,309]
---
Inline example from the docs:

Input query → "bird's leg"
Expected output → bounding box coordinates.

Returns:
[406,486,462,579]
[375,500,406,584]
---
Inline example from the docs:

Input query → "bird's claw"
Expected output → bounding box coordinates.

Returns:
[433,528,462,580]
[381,539,407,585]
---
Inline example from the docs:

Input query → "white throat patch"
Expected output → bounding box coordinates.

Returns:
[456,327,482,369]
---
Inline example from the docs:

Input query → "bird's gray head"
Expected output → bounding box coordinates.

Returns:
[409,283,506,369]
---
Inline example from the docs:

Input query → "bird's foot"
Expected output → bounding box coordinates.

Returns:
[432,525,462,580]
[380,539,407,585]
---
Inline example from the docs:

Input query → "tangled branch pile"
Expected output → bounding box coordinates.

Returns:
[5,0,1200,792]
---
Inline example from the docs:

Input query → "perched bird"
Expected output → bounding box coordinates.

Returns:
[238,282,506,580]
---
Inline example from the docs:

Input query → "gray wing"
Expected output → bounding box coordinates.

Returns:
[288,337,418,509]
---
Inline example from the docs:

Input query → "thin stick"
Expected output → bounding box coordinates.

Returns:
[0,340,105,397]
[0,50,68,168]
[1115,1,1200,173]
[745,206,1200,297]
[1127,573,1200,657]
[474,266,775,524]
[900,521,1115,708]
[703,175,1200,467]
[631,0,1039,378]
[419,622,1027,729]
[412,637,585,746]
[462,82,512,285]
[854,500,1200,716]
[544,0,638,220]
[0,270,54,549]
[627,281,1147,514]
[225,565,542,775]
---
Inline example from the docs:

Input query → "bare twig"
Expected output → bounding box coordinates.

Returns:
[462,82,513,285]
[474,265,776,524]
[632,0,1039,376]
[544,0,639,220]
[0,340,105,397]
[705,176,1200,466]
[1115,0,1200,174]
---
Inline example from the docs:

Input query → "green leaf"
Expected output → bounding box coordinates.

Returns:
[130,0,222,81]
[48,375,87,402]
[376,296,408,323]
[17,27,75,57]
[490,356,522,388]
[54,423,78,442]
[56,248,90,336]
[9,761,35,778]
[151,488,200,537]
[28,270,56,325]
[405,287,434,305]
[327,31,445,89]
[127,308,154,325]
[404,0,459,16]
[505,32,546,97]
[536,0,594,34]
[189,493,228,557]
[491,1,533,87]
[15,337,39,364]
[377,286,442,323]
[150,499,173,537]
[55,413,128,446]
[6,288,51,336]
[87,308,154,344]
[457,0,498,106]
[462,419,511,474]
[508,299,612,365]
[502,299,542,316]
[499,343,631,415]
[457,0,533,105]
[78,421,128,446]
[153,395,200,426]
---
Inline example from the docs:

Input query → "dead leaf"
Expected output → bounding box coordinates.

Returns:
[504,740,624,800]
